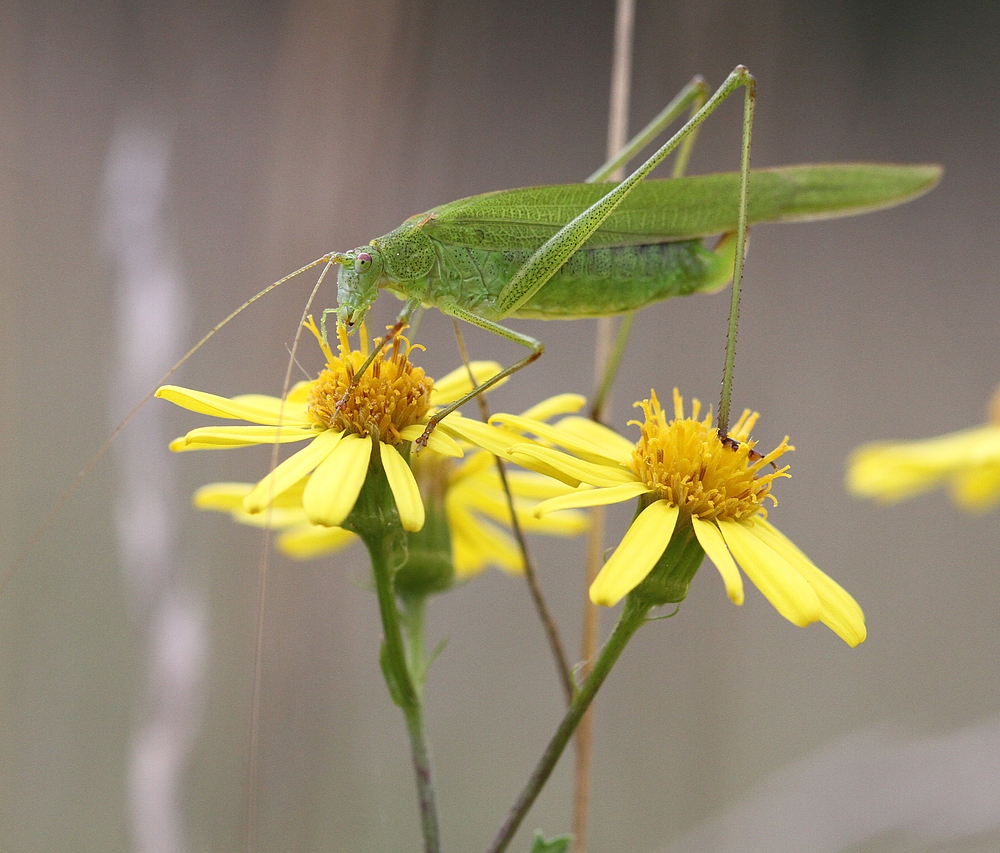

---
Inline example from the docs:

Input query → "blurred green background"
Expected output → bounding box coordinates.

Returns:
[3,1,1000,851]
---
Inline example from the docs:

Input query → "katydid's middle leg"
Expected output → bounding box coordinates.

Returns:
[587,74,709,183]
[414,304,543,447]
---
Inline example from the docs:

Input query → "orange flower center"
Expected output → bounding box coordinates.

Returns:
[305,320,434,446]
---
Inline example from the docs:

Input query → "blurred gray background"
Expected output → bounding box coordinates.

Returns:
[3,1,1000,852]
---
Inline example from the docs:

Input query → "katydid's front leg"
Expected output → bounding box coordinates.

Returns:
[415,304,543,447]
[334,297,422,413]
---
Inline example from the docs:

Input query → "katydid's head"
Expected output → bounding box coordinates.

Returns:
[334,245,384,332]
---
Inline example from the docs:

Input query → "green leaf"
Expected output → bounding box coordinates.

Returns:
[378,640,406,708]
[528,831,572,853]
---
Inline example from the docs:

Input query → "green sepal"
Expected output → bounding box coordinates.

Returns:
[629,513,706,609]
[528,831,572,853]
[342,441,408,572]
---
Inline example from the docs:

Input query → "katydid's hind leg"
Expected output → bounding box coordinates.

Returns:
[495,66,755,320]
[589,77,710,419]
[716,69,755,437]
[414,304,543,447]
[587,75,710,183]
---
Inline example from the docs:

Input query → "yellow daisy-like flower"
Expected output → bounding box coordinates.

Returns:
[156,319,503,533]
[192,449,587,577]
[497,389,866,647]
[847,386,1000,512]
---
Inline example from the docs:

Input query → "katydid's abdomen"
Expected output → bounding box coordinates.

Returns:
[421,237,735,320]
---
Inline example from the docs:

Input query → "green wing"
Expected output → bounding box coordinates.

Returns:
[421,163,942,251]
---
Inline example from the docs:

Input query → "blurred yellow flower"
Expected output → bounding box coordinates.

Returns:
[193,448,586,577]
[847,387,1000,512]
[497,389,865,646]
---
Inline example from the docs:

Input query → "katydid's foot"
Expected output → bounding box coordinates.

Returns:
[415,419,439,449]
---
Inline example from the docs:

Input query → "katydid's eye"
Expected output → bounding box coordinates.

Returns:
[356,252,372,271]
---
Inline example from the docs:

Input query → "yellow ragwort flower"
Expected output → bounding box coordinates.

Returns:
[156,319,505,532]
[497,389,866,646]
[847,386,1000,512]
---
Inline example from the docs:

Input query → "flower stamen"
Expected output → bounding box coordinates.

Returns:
[629,389,793,523]
[303,316,434,445]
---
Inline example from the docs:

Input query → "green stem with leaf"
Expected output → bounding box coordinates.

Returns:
[349,449,441,853]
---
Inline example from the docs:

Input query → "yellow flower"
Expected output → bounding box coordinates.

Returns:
[156,319,505,533]
[193,448,587,577]
[497,389,866,647]
[847,387,1000,512]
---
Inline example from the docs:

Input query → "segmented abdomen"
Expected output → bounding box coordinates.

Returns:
[427,240,731,319]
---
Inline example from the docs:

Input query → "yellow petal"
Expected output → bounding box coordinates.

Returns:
[276,524,358,560]
[399,424,464,458]
[449,511,522,577]
[194,482,309,528]
[951,463,1000,511]
[518,394,586,422]
[691,517,744,605]
[380,443,425,532]
[244,430,343,514]
[156,385,310,425]
[169,424,317,451]
[286,381,313,404]
[847,426,1000,502]
[303,433,372,526]
[717,519,821,628]
[436,416,525,457]
[488,413,622,465]
[754,521,866,647]
[448,481,586,535]
[192,482,254,511]
[503,469,583,500]
[430,361,503,404]
[533,481,651,516]
[551,416,636,464]
[508,444,637,488]
[230,393,310,422]
[589,501,678,607]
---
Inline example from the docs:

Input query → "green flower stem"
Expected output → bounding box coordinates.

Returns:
[349,449,441,853]
[486,595,649,853]
[401,594,428,692]
[366,530,441,853]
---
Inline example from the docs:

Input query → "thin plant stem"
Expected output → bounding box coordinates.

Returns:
[575,1,635,848]
[365,518,441,853]
[487,596,649,853]
[451,319,575,703]
[401,594,428,690]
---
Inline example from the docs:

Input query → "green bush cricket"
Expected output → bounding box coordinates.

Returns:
[4,67,941,594]
[316,67,940,442]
